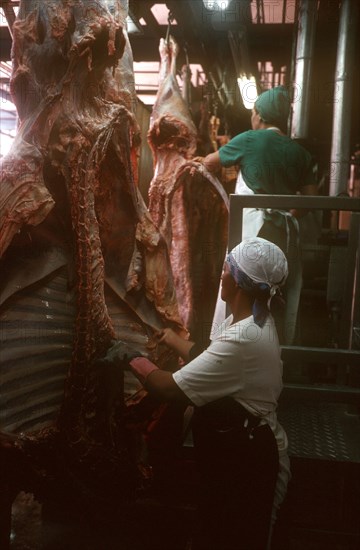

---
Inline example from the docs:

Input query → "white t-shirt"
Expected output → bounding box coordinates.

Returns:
[173,313,290,523]
[173,314,284,436]
[173,314,288,449]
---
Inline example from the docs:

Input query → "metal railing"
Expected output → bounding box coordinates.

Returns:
[229,194,360,403]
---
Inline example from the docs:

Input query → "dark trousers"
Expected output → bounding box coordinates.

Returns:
[191,399,279,550]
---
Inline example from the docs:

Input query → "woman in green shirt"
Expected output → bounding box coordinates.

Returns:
[196,86,318,344]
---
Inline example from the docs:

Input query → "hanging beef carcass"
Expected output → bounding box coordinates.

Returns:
[0,1,188,539]
[147,36,229,345]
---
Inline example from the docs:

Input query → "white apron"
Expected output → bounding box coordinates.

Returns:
[210,169,301,346]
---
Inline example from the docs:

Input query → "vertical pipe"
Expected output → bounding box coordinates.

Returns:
[329,0,359,196]
[291,0,317,139]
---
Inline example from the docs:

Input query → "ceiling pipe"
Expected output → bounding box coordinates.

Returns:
[290,0,317,139]
[207,70,228,106]
[329,0,359,196]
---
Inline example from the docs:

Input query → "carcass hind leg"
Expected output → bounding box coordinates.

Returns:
[158,37,170,83]
[169,35,179,78]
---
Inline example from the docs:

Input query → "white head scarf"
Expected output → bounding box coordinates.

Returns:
[227,237,288,326]
[229,237,288,290]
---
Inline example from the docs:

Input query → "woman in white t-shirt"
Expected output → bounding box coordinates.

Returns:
[121,237,290,550]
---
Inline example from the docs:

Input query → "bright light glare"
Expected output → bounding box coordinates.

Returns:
[126,16,142,34]
[237,74,258,110]
[203,1,230,10]
[151,4,178,25]
[0,133,15,158]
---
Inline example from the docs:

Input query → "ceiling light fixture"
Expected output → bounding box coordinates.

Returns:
[203,1,230,10]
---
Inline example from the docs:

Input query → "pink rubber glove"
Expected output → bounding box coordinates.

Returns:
[129,357,159,386]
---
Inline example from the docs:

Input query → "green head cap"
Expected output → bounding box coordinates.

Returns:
[254,85,290,126]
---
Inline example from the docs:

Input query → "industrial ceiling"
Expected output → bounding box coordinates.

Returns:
[0,1,359,159]
[128,0,295,105]
[0,0,304,109]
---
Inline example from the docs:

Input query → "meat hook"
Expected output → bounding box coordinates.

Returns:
[165,11,175,44]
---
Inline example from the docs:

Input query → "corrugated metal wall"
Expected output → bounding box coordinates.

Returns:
[0,268,149,435]
[0,268,73,434]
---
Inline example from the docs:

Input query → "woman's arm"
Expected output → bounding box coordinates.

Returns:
[146,369,190,403]
[203,151,222,173]
[129,357,190,403]
[130,339,245,407]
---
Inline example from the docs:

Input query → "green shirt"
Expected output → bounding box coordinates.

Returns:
[219,129,315,194]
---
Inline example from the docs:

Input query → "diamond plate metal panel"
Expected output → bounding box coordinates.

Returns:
[278,402,360,462]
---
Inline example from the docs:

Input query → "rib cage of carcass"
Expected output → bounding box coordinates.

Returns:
[148,36,229,346]
[0,0,188,520]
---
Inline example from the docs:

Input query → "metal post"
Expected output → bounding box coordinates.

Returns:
[329,0,359,196]
[291,0,317,139]
[1,1,16,38]
[340,213,360,349]
[0,492,13,550]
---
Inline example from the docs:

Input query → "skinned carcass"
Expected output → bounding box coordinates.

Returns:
[147,36,229,346]
[0,1,188,543]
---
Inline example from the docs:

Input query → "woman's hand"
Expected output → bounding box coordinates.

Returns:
[189,157,205,177]
[155,328,183,349]
[189,152,222,177]
[155,328,195,362]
